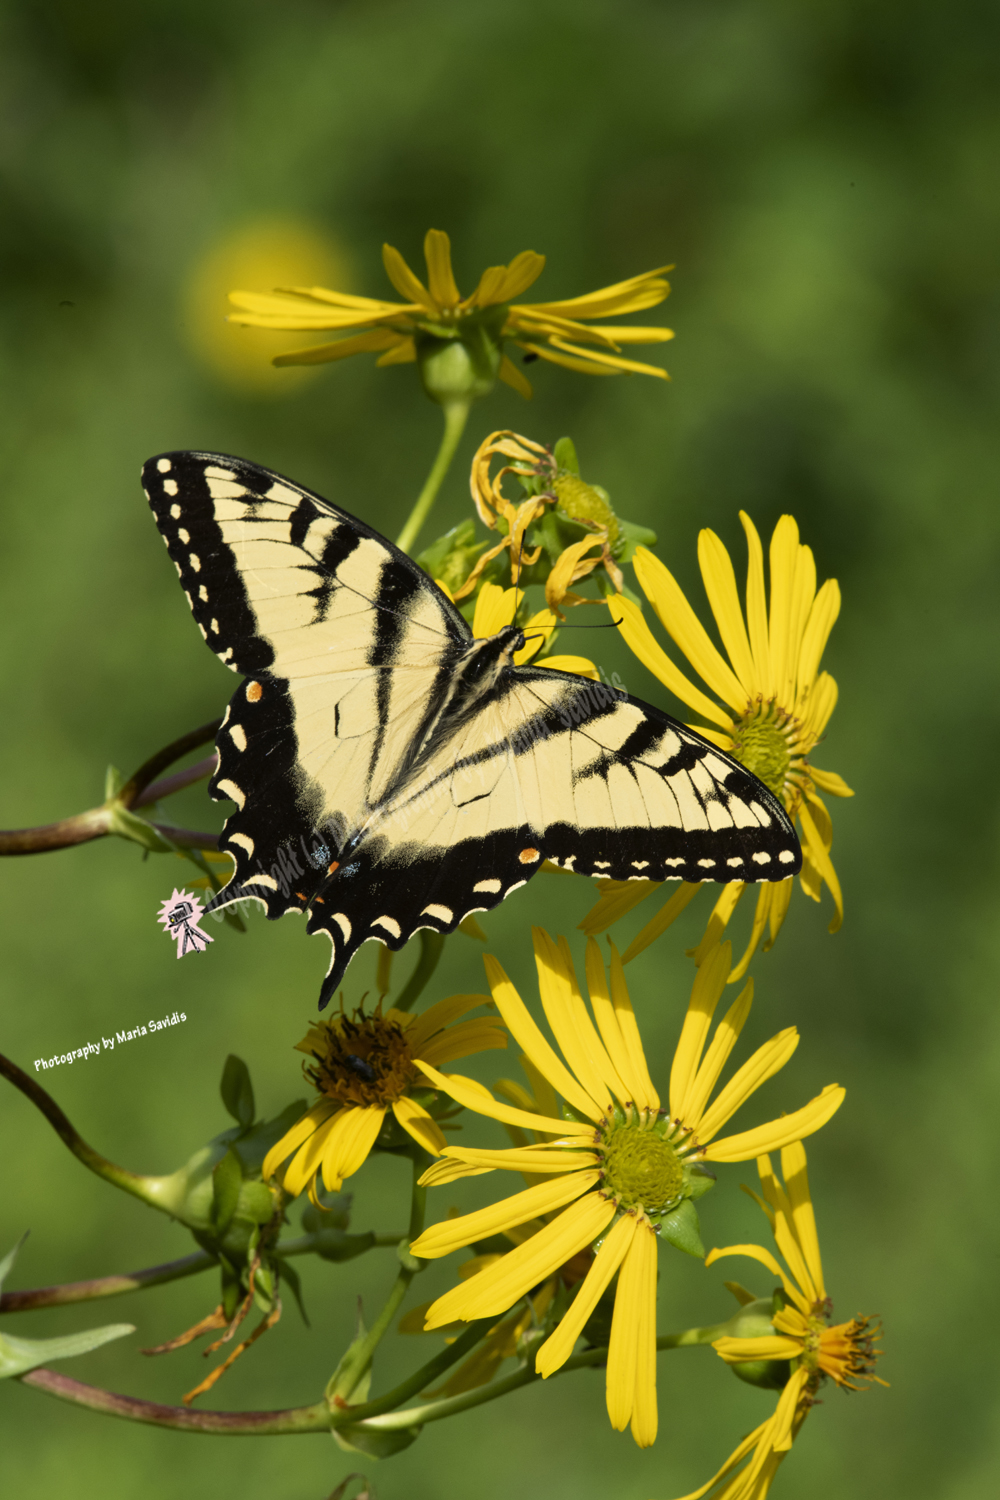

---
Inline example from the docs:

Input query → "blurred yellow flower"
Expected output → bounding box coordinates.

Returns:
[583,515,852,980]
[410,931,843,1448]
[227,229,673,397]
[262,995,505,1204]
[674,1142,884,1500]
[183,219,347,393]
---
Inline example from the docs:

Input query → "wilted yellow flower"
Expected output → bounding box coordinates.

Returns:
[583,515,852,980]
[410,931,844,1448]
[262,995,505,1204]
[443,431,624,616]
[227,229,673,400]
[674,1141,884,1500]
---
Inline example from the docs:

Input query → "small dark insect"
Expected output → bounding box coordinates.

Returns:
[522,351,539,364]
[345,1053,376,1083]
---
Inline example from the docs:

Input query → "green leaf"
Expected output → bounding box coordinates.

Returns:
[332,1421,422,1459]
[0,1322,135,1379]
[211,1147,244,1233]
[658,1198,705,1259]
[220,1055,256,1129]
[0,1233,29,1293]
[686,1163,717,1201]
[106,802,175,854]
[276,1256,310,1327]
[615,516,658,565]
[553,436,580,474]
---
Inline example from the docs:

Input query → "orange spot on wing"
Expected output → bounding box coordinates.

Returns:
[327,861,339,875]
[519,847,540,864]
[246,681,263,702]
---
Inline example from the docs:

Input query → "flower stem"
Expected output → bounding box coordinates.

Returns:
[328,1153,428,1406]
[0,1052,178,1212]
[395,400,470,556]
[0,719,221,856]
[393,931,445,1013]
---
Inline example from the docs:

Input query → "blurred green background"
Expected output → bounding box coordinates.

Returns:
[1,1,998,1496]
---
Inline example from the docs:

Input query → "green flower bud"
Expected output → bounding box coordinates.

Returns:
[719,1296,793,1391]
[415,306,506,405]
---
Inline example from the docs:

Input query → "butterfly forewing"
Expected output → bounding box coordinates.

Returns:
[142,451,802,1009]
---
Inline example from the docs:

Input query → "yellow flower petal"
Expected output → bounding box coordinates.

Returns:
[693,1028,799,1144]
[381,242,435,310]
[681,980,754,1129]
[799,797,844,931]
[422,1189,615,1325]
[535,1213,638,1377]
[578,878,659,936]
[584,324,675,344]
[611,595,733,730]
[766,516,800,705]
[671,1419,769,1500]
[739,511,774,700]
[797,578,840,695]
[728,884,772,983]
[532,928,618,1111]
[482,955,602,1123]
[375,338,417,366]
[413,1059,594,1137]
[423,229,461,308]
[404,991,495,1052]
[272,329,406,366]
[808,765,854,798]
[668,941,732,1121]
[391,1097,446,1155]
[419,1018,507,1067]
[779,1141,826,1302]
[620,882,702,964]
[764,875,794,950]
[606,1222,658,1444]
[282,1109,347,1197]
[633,549,750,714]
[705,1241,808,1314]
[519,265,672,320]
[418,1157,495,1187]
[801,670,839,742]
[702,1083,845,1163]
[472,581,513,638]
[515,342,619,376]
[413,1170,600,1266]
[608,942,660,1112]
[772,1365,811,1451]
[757,1155,817,1308]
[697,529,759,698]
[546,337,670,379]
[584,939,653,1111]
[687,882,746,966]
[498,353,533,400]
[320,1102,385,1190]
[536,654,600,679]
[712,1335,802,1363]
[628,1225,660,1448]
[438,1145,599,1175]
[262,1099,339,1180]
[544,533,605,614]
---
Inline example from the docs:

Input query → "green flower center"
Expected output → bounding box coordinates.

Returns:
[601,1122,684,1213]
[730,707,793,799]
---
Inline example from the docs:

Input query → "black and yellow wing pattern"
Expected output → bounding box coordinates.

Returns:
[142,452,801,1007]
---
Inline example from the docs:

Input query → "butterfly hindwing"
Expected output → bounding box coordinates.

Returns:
[143,451,802,1009]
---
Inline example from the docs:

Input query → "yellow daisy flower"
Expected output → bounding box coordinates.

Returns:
[262,994,506,1203]
[227,229,673,398]
[409,930,844,1447]
[583,515,853,980]
[675,1141,885,1500]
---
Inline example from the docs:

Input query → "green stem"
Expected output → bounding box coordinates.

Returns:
[335,1323,724,1434]
[393,931,445,1013]
[0,1052,179,1213]
[395,400,470,555]
[1,1233,406,1314]
[330,1154,427,1406]
[19,1319,719,1436]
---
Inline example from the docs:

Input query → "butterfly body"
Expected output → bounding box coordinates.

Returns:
[142,451,801,1008]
